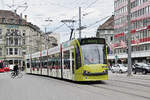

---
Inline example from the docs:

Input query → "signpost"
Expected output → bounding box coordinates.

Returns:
[115,55,118,64]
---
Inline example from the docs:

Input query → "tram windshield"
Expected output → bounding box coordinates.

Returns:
[81,44,106,65]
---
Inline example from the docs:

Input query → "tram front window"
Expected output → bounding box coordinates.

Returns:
[81,44,105,65]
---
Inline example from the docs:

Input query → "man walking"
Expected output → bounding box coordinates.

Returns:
[13,63,19,76]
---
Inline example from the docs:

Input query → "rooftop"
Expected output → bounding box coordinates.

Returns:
[0,10,40,32]
[0,10,20,19]
[98,15,114,30]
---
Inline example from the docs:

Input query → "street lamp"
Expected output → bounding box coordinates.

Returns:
[45,19,53,22]
[44,19,53,33]
[76,26,86,30]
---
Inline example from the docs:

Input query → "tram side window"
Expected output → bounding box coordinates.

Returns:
[27,63,30,68]
[27,59,30,68]
[43,56,48,68]
[31,60,36,71]
[43,59,47,68]
[55,53,61,69]
[42,61,44,68]
[44,61,47,68]
[63,50,70,69]
[48,57,52,68]
[75,45,81,69]
[37,61,40,68]
[31,60,34,67]
[41,57,46,68]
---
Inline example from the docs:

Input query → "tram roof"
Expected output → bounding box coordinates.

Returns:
[25,38,105,59]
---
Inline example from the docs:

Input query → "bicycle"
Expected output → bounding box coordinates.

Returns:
[11,70,23,79]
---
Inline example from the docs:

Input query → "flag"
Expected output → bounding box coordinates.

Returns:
[134,37,140,45]
[120,40,127,48]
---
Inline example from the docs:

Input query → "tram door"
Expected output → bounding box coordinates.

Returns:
[71,49,75,80]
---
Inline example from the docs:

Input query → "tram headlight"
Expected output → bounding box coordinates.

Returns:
[83,70,90,74]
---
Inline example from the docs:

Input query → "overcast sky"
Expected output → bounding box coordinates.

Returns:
[0,0,114,42]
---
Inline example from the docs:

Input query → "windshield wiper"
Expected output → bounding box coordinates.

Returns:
[84,56,93,64]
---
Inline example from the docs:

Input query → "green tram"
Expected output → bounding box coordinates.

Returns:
[25,38,108,81]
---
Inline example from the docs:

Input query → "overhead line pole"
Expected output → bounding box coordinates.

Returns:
[127,0,132,76]
[79,7,81,39]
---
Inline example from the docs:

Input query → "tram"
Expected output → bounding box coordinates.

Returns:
[25,38,108,81]
[0,60,9,72]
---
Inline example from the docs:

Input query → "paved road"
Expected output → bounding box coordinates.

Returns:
[0,71,150,100]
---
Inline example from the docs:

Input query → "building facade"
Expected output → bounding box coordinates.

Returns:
[109,0,150,64]
[0,10,43,66]
[96,15,114,46]
[43,32,60,49]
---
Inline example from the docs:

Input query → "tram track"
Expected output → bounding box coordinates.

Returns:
[27,74,150,100]
[129,76,150,81]
[91,84,150,100]
[109,79,150,88]
[100,80,150,93]
[109,73,150,81]
[26,74,111,97]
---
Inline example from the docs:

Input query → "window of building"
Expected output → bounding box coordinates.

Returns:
[0,48,2,56]
[10,19,14,23]
[6,38,9,46]
[143,0,148,3]
[2,18,5,23]
[14,48,18,55]
[10,29,14,35]
[143,30,147,38]
[148,30,150,37]
[9,38,13,45]
[19,49,21,55]
[22,38,25,45]
[0,29,2,39]
[143,19,147,26]
[6,29,10,36]
[18,19,22,24]
[6,48,9,55]
[19,38,22,45]
[9,48,13,55]
[23,33,25,36]
[9,60,13,64]
[14,38,18,46]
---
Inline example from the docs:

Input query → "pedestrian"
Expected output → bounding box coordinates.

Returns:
[13,63,19,76]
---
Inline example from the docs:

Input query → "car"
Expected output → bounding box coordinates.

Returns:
[132,63,150,74]
[0,68,5,73]
[3,66,10,72]
[111,64,128,73]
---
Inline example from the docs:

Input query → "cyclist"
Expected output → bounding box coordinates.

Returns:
[13,63,19,76]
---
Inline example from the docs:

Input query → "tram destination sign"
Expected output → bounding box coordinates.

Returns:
[80,38,105,45]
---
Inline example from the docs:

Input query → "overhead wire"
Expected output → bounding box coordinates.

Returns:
[26,0,112,36]
[79,0,91,5]
[84,0,99,10]
[51,24,65,32]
